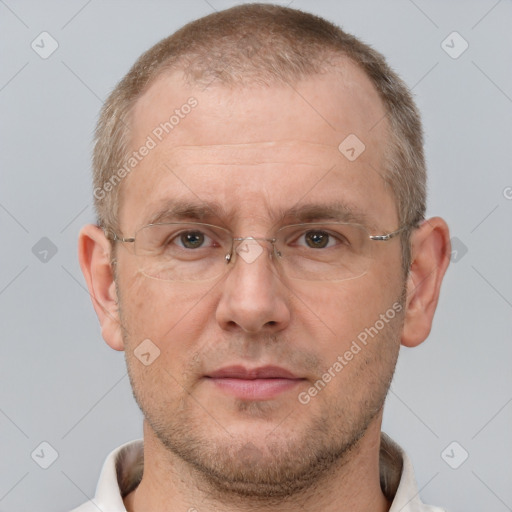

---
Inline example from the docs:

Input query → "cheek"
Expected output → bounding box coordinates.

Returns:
[118,271,217,356]
[290,271,403,359]
[296,284,402,403]
[120,282,216,406]
[291,278,376,331]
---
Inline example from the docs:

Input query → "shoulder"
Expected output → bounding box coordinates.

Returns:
[67,439,143,512]
[381,433,449,512]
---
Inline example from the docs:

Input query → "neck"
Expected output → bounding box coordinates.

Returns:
[124,418,391,512]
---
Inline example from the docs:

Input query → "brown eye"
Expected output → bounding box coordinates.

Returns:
[179,231,205,249]
[304,230,331,249]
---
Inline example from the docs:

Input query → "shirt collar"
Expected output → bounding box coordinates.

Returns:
[82,433,443,512]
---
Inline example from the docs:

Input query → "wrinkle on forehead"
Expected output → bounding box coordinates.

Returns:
[158,140,342,167]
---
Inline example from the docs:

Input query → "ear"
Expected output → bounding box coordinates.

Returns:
[401,217,451,348]
[78,224,124,351]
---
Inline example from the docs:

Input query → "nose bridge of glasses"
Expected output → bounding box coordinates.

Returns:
[228,236,278,265]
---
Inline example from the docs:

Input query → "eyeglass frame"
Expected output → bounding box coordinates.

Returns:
[104,220,411,269]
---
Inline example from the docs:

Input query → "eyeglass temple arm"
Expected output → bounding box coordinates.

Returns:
[103,228,135,244]
[369,225,408,241]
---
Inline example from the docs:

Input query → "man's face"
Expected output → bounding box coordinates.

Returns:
[114,61,406,496]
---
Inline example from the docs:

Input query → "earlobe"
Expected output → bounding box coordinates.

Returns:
[78,224,125,351]
[401,217,451,348]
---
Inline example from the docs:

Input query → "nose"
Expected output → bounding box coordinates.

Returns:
[215,238,291,334]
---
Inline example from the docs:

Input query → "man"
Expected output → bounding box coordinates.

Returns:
[75,3,450,511]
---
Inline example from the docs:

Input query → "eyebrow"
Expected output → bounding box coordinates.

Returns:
[144,199,376,231]
[145,200,234,227]
[283,202,373,228]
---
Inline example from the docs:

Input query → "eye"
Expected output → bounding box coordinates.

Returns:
[174,230,215,249]
[300,230,337,249]
[287,225,356,250]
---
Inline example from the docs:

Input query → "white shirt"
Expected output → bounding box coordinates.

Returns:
[71,433,446,512]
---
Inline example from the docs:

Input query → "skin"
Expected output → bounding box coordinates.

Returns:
[79,59,451,512]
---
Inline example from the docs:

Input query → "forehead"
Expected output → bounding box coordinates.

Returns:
[131,59,387,146]
[120,63,396,230]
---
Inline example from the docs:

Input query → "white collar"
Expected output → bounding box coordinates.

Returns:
[72,433,445,511]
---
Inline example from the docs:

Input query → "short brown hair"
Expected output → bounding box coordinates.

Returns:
[93,3,426,273]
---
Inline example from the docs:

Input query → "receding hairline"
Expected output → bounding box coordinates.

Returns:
[125,54,391,167]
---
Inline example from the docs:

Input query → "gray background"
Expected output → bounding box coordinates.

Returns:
[0,0,511,511]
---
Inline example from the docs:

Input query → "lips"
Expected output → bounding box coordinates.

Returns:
[205,365,305,400]
[206,365,300,379]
